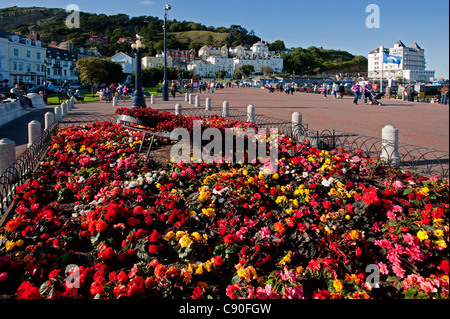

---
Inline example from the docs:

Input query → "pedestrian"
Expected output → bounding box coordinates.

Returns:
[352,81,361,105]
[339,83,345,99]
[110,83,116,98]
[332,82,339,99]
[406,85,415,102]
[105,87,111,103]
[322,83,327,99]
[97,89,105,103]
[440,85,448,105]
[171,81,178,98]
[385,86,391,99]
[290,83,295,95]
[364,82,374,104]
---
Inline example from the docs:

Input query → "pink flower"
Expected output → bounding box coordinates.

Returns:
[259,227,271,239]
[392,181,404,190]
[376,262,389,275]
[0,272,9,283]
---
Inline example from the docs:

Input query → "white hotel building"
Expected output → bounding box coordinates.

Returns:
[188,41,283,78]
[368,40,435,83]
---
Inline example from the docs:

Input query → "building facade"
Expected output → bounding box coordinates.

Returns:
[45,46,78,85]
[166,49,196,69]
[0,31,46,88]
[0,37,9,87]
[142,54,173,69]
[190,41,283,78]
[368,40,435,82]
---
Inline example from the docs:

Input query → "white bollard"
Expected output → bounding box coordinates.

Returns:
[69,98,74,110]
[188,94,193,105]
[205,98,211,111]
[380,125,400,167]
[195,95,200,107]
[247,104,255,124]
[113,96,118,106]
[151,95,155,104]
[45,112,55,130]
[185,93,189,102]
[292,112,303,137]
[175,103,183,116]
[54,106,63,122]
[61,102,68,116]
[28,120,41,148]
[0,138,16,174]
[222,101,230,117]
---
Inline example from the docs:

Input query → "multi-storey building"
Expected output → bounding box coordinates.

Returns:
[0,31,46,88]
[0,37,9,87]
[368,40,435,82]
[166,49,196,69]
[142,54,173,69]
[44,46,78,85]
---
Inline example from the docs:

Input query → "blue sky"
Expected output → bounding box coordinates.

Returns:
[2,0,449,78]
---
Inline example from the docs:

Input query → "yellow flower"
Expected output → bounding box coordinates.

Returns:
[195,265,204,275]
[15,239,24,247]
[156,183,161,189]
[272,173,279,180]
[417,230,429,241]
[418,187,430,197]
[202,208,216,218]
[349,230,359,240]
[191,232,202,242]
[164,231,175,241]
[179,234,192,248]
[5,241,15,251]
[435,240,447,249]
[242,170,248,176]
[176,231,187,240]
[434,229,444,238]
[236,265,250,279]
[333,279,344,292]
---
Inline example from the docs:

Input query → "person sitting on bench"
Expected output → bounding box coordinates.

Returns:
[73,89,84,103]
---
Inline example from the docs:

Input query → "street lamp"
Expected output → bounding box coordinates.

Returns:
[162,4,171,101]
[42,60,48,103]
[131,36,147,108]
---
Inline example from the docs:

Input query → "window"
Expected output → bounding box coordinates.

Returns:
[26,50,31,58]
[37,52,41,60]
[18,62,23,71]
[13,48,19,57]
[27,63,31,72]
[12,61,17,71]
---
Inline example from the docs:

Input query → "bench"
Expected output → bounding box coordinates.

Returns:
[58,94,69,104]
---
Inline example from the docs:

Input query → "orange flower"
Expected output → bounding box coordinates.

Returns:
[154,264,166,279]
[5,217,23,232]
[274,222,286,234]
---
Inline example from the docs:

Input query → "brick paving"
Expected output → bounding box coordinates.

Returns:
[1,87,448,159]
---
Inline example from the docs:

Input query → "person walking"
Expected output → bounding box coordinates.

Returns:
[322,83,327,99]
[339,83,345,99]
[352,81,361,105]
[332,82,339,99]
[440,85,448,105]
[364,82,373,104]
[171,81,178,99]
[406,85,415,102]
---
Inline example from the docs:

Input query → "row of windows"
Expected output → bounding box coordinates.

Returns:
[11,47,43,60]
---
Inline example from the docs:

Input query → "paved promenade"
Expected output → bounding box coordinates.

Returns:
[1,87,448,159]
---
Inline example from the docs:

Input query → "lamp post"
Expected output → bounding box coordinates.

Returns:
[162,4,171,101]
[42,60,48,103]
[131,36,147,108]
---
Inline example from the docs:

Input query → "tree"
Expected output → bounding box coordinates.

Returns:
[75,57,107,97]
[238,64,255,78]
[260,66,274,77]
[269,40,286,53]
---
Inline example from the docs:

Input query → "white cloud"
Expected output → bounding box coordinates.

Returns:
[139,1,156,5]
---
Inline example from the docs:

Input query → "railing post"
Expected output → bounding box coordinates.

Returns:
[0,138,15,175]
[292,112,303,138]
[222,101,229,117]
[205,98,212,111]
[247,104,255,124]
[175,103,183,116]
[27,120,41,148]
[380,124,400,167]
[54,106,63,122]
[61,102,68,117]
[45,112,55,130]
[195,95,200,107]
[150,94,155,105]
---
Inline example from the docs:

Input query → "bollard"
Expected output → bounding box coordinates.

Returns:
[380,125,400,167]
[175,103,183,116]
[205,98,211,111]
[185,93,189,102]
[222,101,230,117]
[61,102,68,116]
[292,112,303,137]
[151,94,155,104]
[0,138,16,174]
[28,120,41,148]
[247,104,255,124]
[188,94,193,105]
[54,106,63,122]
[113,96,118,106]
[45,112,55,130]
[195,95,200,107]
[69,98,74,110]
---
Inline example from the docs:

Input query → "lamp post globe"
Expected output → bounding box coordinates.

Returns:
[131,37,147,108]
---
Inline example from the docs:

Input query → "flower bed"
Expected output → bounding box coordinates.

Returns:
[0,114,448,299]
